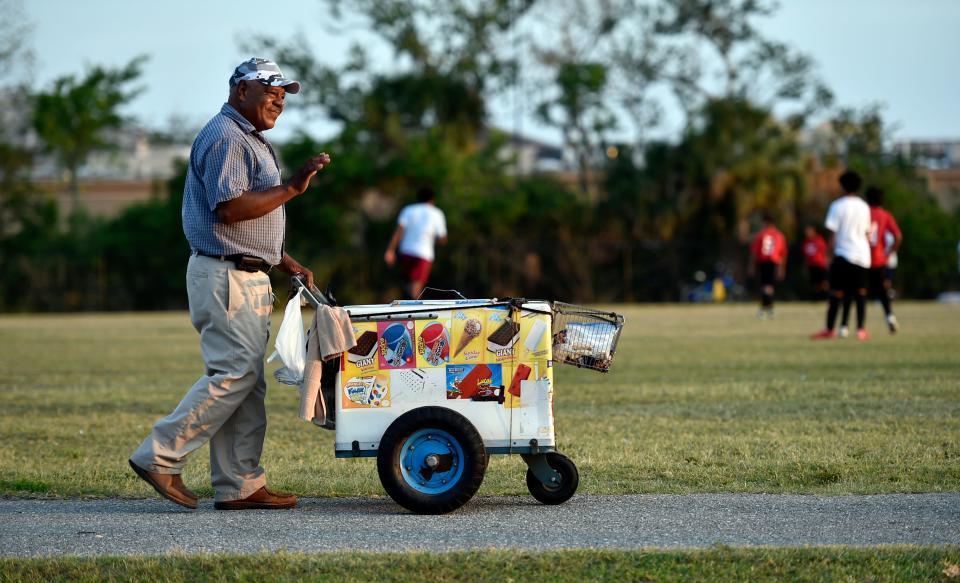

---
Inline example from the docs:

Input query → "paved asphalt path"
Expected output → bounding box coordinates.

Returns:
[3,494,958,556]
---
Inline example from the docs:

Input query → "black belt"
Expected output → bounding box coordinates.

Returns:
[196,252,272,273]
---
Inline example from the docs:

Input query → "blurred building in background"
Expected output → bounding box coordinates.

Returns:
[498,132,565,175]
[30,127,191,219]
[894,140,960,213]
[894,140,960,169]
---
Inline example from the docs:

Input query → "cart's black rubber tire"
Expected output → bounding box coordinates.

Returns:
[526,452,579,505]
[377,407,487,514]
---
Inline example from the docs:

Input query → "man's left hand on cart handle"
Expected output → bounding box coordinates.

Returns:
[279,252,314,289]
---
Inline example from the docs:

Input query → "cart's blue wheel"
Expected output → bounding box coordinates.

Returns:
[398,428,465,495]
[377,407,486,514]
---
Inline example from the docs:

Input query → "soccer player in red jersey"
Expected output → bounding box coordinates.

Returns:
[838,186,904,336]
[802,224,829,300]
[749,212,788,319]
[866,186,902,332]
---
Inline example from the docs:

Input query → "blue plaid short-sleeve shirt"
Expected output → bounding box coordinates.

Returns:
[182,103,285,265]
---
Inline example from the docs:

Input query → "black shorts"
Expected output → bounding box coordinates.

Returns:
[869,267,890,297]
[829,257,868,294]
[808,265,826,287]
[757,261,777,287]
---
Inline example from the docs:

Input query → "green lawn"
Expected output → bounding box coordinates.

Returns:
[0,302,957,498]
[2,547,959,582]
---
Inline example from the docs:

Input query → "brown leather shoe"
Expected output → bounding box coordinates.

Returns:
[128,459,198,509]
[214,486,297,510]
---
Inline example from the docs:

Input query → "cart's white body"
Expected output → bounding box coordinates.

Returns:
[333,299,556,458]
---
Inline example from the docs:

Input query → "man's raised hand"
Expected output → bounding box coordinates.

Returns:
[287,153,331,195]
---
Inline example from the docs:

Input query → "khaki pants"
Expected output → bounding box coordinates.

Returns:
[131,254,274,501]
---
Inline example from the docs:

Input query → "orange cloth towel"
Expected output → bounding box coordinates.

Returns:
[300,305,355,426]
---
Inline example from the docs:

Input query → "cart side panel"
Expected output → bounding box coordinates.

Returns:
[334,302,556,455]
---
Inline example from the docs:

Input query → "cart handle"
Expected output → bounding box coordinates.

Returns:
[291,275,335,308]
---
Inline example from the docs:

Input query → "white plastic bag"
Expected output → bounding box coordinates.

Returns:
[268,288,306,385]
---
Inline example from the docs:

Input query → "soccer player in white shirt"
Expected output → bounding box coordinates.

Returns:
[811,170,872,341]
[384,186,448,299]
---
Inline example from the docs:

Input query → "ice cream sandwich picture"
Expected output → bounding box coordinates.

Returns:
[347,331,378,364]
[487,319,520,354]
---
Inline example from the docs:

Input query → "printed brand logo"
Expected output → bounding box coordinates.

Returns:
[347,386,367,402]
[427,337,447,365]
[390,337,408,367]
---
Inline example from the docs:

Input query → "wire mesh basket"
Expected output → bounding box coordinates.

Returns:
[551,302,625,373]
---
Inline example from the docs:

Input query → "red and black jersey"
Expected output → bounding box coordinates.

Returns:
[802,234,828,268]
[751,226,787,265]
[868,207,901,268]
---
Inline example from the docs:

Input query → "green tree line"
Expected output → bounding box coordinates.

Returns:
[1,0,958,311]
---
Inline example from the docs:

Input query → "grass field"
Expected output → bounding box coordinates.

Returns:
[2,547,959,582]
[0,302,957,499]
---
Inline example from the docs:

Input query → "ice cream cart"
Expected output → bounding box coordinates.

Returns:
[293,278,624,514]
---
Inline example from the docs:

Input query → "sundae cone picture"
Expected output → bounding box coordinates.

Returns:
[454,318,482,357]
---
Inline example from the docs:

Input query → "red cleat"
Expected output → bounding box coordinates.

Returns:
[856,328,870,341]
[810,329,836,340]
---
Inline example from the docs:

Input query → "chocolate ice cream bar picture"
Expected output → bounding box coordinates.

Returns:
[486,319,520,353]
[347,331,378,363]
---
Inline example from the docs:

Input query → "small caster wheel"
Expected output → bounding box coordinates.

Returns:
[526,452,579,505]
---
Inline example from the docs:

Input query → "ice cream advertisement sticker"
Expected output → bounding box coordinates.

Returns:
[445,363,502,400]
[451,310,484,363]
[485,309,519,364]
[342,374,391,409]
[520,315,550,358]
[345,322,379,374]
[416,317,451,368]
[378,320,415,369]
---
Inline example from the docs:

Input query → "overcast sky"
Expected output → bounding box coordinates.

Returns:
[25,0,960,144]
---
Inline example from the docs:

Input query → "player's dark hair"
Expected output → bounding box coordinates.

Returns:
[762,211,774,224]
[839,170,862,194]
[416,186,436,203]
[865,186,884,207]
